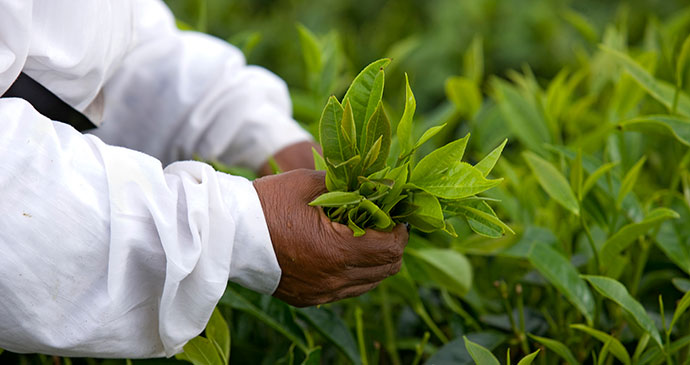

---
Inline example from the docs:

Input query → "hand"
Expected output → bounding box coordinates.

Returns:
[253,169,408,307]
[257,141,321,176]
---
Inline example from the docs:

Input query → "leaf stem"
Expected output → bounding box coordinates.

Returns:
[379,284,401,365]
[355,306,368,365]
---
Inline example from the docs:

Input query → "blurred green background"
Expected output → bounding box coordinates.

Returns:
[165,0,689,113]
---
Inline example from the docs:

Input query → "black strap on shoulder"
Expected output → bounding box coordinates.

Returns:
[1,72,97,132]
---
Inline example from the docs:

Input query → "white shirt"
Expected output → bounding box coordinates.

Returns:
[0,0,312,358]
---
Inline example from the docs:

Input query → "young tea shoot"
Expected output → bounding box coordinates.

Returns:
[310,59,511,237]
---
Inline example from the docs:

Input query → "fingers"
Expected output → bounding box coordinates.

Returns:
[330,223,409,268]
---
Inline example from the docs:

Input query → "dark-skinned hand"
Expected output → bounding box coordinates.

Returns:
[253,169,409,307]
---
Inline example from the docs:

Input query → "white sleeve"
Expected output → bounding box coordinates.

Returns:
[0,98,280,357]
[91,0,313,169]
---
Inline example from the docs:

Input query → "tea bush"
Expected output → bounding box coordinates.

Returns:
[3,1,690,364]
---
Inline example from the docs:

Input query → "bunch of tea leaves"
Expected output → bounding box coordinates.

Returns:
[309,59,511,237]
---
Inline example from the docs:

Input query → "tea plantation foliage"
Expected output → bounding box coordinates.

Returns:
[4,0,690,364]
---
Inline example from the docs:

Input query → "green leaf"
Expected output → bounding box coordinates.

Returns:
[301,347,322,365]
[296,24,322,76]
[397,73,416,159]
[444,200,513,237]
[427,332,506,365]
[220,287,308,352]
[528,334,579,365]
[382,163,409,211]
[318,96,345,162]
[176,336,223,365]
[365,70,385,125]
[601,45,690,116]
[359,198,393,230]
[406,247,472,296]
[312,147,326,171]
[309,191,362,207]
[405,191,445,232]
[676,34,690,90]
[492,78,551,155]
[298,308,361,365]
[616,155,646,209]
[463,336,500,365]
[463,35,484,84]
[527,243,595,324]
[582,275,663,347]
[413,123,447,150]
[655,221,690,274]
[362,136,382,171]
[340,99,358,154]
[618,115,690,146]
[411,161,502,199]
[206,308,230,364]
[638,334,690,365]
[673,277,690,292]
[669,289,690,333]
[348,208,366,237]
[523,151,580,215]
[517,349,541,365]
[446,76,482,118]
[343,58,391,135]
[571,148,583,201]
[600,208,679,269]
[475,139,507,177]
[582,162,619,197]
[361,102,391,174]
[411,134,469,180]
[570,324,630,365]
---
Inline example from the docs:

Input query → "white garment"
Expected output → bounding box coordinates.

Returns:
[0,0,312,358]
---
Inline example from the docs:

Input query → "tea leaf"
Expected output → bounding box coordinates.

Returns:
[405,191,445,232]
[365,69,385,124]
[301,347,322,365]
[318,96,346,162]
[446,76,482,118]
[616,155,646,209]
[206,308,230,363]
[359,198,393,230]
[309,191,362,207]
[617,114,690,146]
[348,208,366,237]
[343,58,391,135]
[601,45,690,116]
[444,199,513,237]
[361,102,391,174]
[582,162,619,197]
[654,221,690,274]
[582,275,662,347]
[413,123,447,150]
[523,151,580,215]
[492,78,551,155]
[176,336,224,365]
[463,336,500,365]
[463,35,484,84]
[600,208,679,267]
[362,136,382,171]
[475,139,508,177]
[397,73,417,159]
[340,99,358,154]
[220,287,308,352]
[296,24,322,75]
[312,147,327,171]
[427,332,506,365]
[571,148,583,201]
[298,308,361,365]
[411,161,502,199]
[517,349,541,365]
[527,243,595,324]
[673,278,690,292]
[570,324,630,365]
[528,334,579,365]
[411,134,469,181]
[669,289,690,333]
[407,247,472,296]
